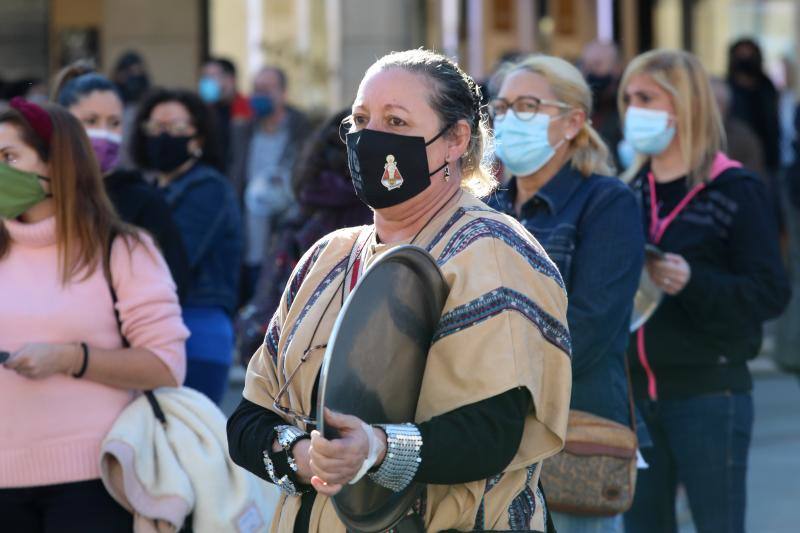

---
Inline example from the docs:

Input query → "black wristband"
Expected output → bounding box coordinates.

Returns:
[72,342,89,378]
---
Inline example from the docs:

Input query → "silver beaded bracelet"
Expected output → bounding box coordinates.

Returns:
[261,425,310,496]
[262,450,304,497]
[275,424,308,472]
[369,423,423,492]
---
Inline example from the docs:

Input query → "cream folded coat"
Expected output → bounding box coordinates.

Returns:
[100,387,280,533]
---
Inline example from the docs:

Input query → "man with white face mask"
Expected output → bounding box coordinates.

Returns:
[488,55,645,533]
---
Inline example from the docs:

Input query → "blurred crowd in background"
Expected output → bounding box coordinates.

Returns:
[1,1,800,530]
[3,32,799,399]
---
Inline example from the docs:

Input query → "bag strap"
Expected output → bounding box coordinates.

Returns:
[106,231,192,531]
[104,229,167,427]
[624,354,637,435]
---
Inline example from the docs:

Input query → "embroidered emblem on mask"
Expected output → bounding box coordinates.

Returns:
[381,154,404,190]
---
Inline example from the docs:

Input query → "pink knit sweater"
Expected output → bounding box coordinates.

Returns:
[0,217,189,488]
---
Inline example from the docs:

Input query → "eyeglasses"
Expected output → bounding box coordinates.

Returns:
[270,232,371,428]
[488,96,571,121]
[141,120,196,137]
[338,115,357,144]
[272,343,327,427]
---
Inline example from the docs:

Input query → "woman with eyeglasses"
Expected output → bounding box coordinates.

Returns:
[619,49,789,533]
[227,49,572,532]
[486,55,644,532]
[131,89,243,404]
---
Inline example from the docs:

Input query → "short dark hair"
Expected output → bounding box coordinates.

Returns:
[130,88,222,171]
[728,38,763,65]
[113,50,145,75]
[206,57,237,78]
[258,66,287,91]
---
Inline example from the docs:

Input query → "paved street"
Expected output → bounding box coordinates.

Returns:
[743,371,800,532]
[222,365,800,532]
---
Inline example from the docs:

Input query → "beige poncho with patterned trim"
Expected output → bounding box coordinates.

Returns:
[244,192,572,532]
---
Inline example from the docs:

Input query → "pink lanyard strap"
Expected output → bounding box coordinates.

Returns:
[638,172,707,400]
[647,171,707,244]
[647,172,706,244]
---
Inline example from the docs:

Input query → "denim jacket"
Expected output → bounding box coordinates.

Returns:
[487,165,644,426]
[160,163,243,315]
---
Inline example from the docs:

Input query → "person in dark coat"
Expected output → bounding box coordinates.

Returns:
[580,40,624,170]
[727,38,781,177]
[710,77,766,178]
[131,88,243,404]
[620,49,790,533]
[227,66,311,302]
[198,57,253,169]
[790,107,800,209]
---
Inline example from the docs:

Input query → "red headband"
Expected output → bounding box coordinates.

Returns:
[9,97,53,150]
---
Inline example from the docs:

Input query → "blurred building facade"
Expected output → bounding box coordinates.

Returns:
[0,0,798,108]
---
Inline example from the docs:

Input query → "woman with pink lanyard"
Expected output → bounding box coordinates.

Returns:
[618,50,789,533]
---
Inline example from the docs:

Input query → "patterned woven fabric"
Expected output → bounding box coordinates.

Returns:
[433,286,571,356]
[435,217,565,289]
[265,314,280,363]
[244,193,571,532]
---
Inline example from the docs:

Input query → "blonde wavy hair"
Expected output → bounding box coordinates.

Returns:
[617,49,725,186]
[496,55,614,177]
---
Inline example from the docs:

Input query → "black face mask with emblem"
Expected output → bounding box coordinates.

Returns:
[345,127,449,209]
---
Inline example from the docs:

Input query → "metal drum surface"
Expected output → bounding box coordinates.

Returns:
[318,245,449,532]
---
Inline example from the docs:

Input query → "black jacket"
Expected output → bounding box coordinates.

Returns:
[105,170,191,301]
[789,105,800,209]
[628,165,790,400]
[729,76,781,174]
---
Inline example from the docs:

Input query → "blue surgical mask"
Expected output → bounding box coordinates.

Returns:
[494,113,563,176]
[250,94,274,119]
[198,76,222,103]
[624,107,675,155]
[617,139,637,170]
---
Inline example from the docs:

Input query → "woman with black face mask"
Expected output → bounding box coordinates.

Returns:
[227,49,572,533]
[131,89,243,405]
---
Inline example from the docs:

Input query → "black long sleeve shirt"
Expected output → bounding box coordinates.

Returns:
[227,388,529,531]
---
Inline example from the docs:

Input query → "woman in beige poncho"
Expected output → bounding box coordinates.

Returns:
[228,49,572,533]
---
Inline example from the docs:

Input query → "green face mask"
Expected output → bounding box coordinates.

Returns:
[0,163,51,219]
